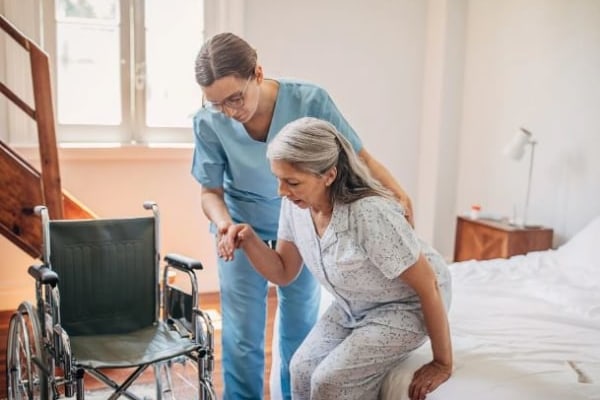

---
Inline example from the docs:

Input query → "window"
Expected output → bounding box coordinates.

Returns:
[51,0,205,144]
[2,0,242,146]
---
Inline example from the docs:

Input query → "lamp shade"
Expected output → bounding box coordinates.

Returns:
[503,127,533,160]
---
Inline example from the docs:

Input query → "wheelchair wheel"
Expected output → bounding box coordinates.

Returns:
[6,302,50,400]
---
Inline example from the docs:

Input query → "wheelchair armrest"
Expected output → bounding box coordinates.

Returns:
[164,253,203,271]
[28,264,59,287]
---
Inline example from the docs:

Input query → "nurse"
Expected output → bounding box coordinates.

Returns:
[192,33,414,399]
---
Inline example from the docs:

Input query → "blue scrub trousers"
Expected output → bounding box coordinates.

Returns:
[218,247,320,400]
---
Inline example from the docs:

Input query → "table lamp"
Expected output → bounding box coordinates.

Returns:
[503,127,537,227]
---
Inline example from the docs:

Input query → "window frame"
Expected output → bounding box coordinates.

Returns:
[34,0,245,147]
[43,0,191,144]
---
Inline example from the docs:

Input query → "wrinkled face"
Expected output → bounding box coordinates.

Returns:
[201,75,258,123]
[270,159,334,210]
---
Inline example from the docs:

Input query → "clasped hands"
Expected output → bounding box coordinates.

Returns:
[216,221,251,261]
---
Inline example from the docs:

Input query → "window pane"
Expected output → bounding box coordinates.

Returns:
[56,0,121,125]
[145,0,204,128]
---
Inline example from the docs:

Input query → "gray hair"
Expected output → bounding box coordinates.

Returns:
[194,32,257,86]
[267,117,393,204]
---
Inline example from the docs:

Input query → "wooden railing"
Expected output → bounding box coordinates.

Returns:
[0,14,96,259]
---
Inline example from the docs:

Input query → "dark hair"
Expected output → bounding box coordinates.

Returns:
[194,32,257,86]
[267,117,393,204]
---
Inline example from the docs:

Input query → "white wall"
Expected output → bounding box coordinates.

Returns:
[415,0,466,257]
[454,0,600,245]
[245,0,427,199]
[2,0,600,310]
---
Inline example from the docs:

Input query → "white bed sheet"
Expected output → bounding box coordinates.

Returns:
[381,216,600,400]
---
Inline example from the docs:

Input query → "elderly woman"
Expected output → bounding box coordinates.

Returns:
[219,117,452,400]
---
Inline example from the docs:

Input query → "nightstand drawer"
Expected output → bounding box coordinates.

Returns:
[453,216,553,262]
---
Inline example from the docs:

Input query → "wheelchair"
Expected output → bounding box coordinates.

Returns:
[6,202,216,399]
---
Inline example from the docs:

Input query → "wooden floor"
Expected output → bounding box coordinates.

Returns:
[0,288,277,399]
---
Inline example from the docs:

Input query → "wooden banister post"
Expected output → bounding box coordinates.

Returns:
[30,47,64,220]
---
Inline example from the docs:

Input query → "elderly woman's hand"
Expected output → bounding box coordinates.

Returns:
[408,360,451,400]
[217,223,253,261]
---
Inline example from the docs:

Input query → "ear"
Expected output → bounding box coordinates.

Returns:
[324,166,337,186]
[254,64,264,84]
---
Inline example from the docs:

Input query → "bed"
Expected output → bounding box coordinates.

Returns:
[380,215,600,400]
[270,216,600,399]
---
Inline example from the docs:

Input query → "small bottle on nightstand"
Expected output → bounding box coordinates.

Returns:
[470,204,481,220]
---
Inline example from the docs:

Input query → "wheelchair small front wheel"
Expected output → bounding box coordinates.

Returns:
[6,303,51,400]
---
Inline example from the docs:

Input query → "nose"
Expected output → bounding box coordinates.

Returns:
[277,180,289,197]
[222,106,235,118]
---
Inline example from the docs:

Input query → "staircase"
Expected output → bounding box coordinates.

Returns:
[0,14,96,260]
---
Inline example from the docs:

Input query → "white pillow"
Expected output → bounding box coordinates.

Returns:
[554,216,600,272]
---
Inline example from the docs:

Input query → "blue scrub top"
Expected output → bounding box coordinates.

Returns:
[191,78,363,239]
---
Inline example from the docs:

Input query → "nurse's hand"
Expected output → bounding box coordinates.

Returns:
[216,221,232,242]
[216,221,234,260]
[217,223,251,261]
[401,196,415,227]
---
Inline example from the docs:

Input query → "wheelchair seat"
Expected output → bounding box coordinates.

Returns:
[70,323,198,370]
[6,202,215,400]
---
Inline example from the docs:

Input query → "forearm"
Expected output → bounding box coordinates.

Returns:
[358,149,414,225]
[366,157,412,206]
[420,288,453,368]
[367,158,408,198]
[200,188,232,226]
[404,256,452,399]
[238,231,298,286]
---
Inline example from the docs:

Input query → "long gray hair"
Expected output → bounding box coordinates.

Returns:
[267,117,393,204]
[194,32,257,86]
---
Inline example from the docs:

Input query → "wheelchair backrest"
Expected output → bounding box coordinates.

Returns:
[48,217,157,336]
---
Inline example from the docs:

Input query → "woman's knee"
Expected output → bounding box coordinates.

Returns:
[310,362,344,389]
[289,351,307,376]
[290,349,318,386]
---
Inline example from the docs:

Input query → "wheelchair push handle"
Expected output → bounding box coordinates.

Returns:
[143,200,158,210]
[28,264,59,287]
[35,205,52,262]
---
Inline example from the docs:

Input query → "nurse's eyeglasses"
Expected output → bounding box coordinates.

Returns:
[202,76,253,113]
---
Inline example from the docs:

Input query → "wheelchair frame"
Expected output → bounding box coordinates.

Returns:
[6,202,215,399]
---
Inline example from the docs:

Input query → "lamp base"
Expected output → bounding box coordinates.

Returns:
[508,220,543,229]
[523,224,543,229]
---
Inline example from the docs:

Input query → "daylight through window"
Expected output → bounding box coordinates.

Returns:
[53,0,204,144]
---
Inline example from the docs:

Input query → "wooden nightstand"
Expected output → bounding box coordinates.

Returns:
[453,216,553,262]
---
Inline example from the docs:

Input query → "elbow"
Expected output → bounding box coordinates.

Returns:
[271,266,302,287]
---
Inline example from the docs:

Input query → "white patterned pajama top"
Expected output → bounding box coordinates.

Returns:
[278,195,452,400]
